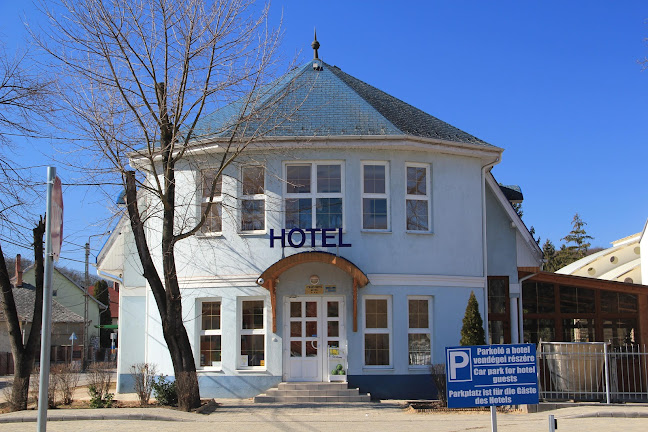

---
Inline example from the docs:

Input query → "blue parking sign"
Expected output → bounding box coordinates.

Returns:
[445,344,539,408]
[447,348,472,382]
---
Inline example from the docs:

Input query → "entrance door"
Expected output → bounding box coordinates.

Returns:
[284,296,345,382]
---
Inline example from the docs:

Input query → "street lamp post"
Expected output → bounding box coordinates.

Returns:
[83,232,110,370]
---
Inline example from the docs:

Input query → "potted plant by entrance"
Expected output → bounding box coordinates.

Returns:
[330,363,346,381]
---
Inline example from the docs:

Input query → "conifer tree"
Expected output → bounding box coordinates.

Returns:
[93,279,111,349]
[542,239,557,272]
[460,291,486,346]
[561,213,593,259]
[543,214,595,272]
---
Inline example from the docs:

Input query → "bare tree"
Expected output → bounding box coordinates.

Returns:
[0,35,56,412]
[34,0,298,410]
[0,42,52,144]
[0,41,52,239]
[0,219,45,411]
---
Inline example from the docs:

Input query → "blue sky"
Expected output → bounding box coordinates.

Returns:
[1,1,647,272]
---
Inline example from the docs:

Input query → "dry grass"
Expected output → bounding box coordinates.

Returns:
[405,401,520,414]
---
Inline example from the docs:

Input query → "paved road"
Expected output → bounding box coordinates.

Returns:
[2,402,648,432]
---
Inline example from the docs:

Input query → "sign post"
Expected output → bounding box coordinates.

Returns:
[69,332,77,362]
[37,168,63,432]
[446,344,539,431]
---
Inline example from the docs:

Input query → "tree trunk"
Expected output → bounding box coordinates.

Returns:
[125,171,201,411]
[10,357,31,410]
[0,218,45,411]
[161,311,201,411]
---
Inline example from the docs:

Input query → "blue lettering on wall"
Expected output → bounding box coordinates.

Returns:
[287,228,306,248]
[321,228,336,247]
[269,228,352,248]
[269,229,285,248]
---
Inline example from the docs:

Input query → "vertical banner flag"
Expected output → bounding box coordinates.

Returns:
[51,176,64,261]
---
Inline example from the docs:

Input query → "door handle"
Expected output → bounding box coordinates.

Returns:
[310,340,318,350]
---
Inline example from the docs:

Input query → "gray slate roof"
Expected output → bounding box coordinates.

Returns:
[0,284,84,323]
[499,184,524,202]
[193,60,494,147]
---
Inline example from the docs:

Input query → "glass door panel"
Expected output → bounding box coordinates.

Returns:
[287,298,322,381]
[285,296,346,382]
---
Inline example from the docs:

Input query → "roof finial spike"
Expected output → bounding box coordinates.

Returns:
[312,28,320,59]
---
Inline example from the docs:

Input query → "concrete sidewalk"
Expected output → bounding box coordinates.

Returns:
[1,400,648,432]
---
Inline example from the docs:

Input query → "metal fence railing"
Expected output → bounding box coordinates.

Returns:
[538,342,648,403]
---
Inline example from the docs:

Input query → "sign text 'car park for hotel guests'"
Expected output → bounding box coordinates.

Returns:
[445,343,539,408]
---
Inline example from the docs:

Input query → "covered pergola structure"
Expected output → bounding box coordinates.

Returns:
[518,269,648,346]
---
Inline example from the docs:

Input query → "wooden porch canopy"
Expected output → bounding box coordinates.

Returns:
[256,251,370,332]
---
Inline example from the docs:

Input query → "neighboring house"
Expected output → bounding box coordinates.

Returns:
[18,263,107,343]
[0,259,84,360]
[97,46,542,399]
[556,229,643,284]
[107,282,119,326]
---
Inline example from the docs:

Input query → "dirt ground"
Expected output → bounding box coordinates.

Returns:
[0,374,146,413]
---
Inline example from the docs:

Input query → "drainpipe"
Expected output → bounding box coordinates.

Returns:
[481,156,500,344]
[516,272,539,343]
[481,156,500,429]
[96,270,123,285]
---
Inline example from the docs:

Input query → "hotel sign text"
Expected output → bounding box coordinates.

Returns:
[269,228,352,248]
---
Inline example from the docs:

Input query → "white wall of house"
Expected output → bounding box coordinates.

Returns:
[143,146,486,281]
[101,139,543,397]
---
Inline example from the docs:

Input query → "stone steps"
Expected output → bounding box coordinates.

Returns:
[253,382,371,403]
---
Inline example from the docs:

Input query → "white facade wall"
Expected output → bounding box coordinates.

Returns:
[108,142,538,398]
[148,147,486,280]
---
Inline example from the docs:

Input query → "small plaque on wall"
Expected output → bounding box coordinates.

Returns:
[305,285,323,294]
[239,355,248,368]
[325,285,336,293]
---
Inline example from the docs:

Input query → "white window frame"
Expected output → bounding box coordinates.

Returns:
[407,295,434,369]
[361,161,390,232]
[239,165,266,234]
[199,169,224,236]
[196,298,222,371]
[237,297,267,371]
[362,295,393,368]
[405,162,432,233]
[283,161,345,230]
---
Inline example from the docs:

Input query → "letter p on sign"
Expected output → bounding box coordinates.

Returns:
[447,348,472,382]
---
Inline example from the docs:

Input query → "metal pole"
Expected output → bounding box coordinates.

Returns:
[548,414,556,432]
[490,405,498,432]
[37,167,56,432]
[604,343,611,404]
[84,242,89,370]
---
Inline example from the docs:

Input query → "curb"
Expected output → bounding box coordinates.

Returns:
[562,411,648,419]
[0,413,188,423]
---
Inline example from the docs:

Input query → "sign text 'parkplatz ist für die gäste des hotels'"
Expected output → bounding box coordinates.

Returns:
[445,343,539,408]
